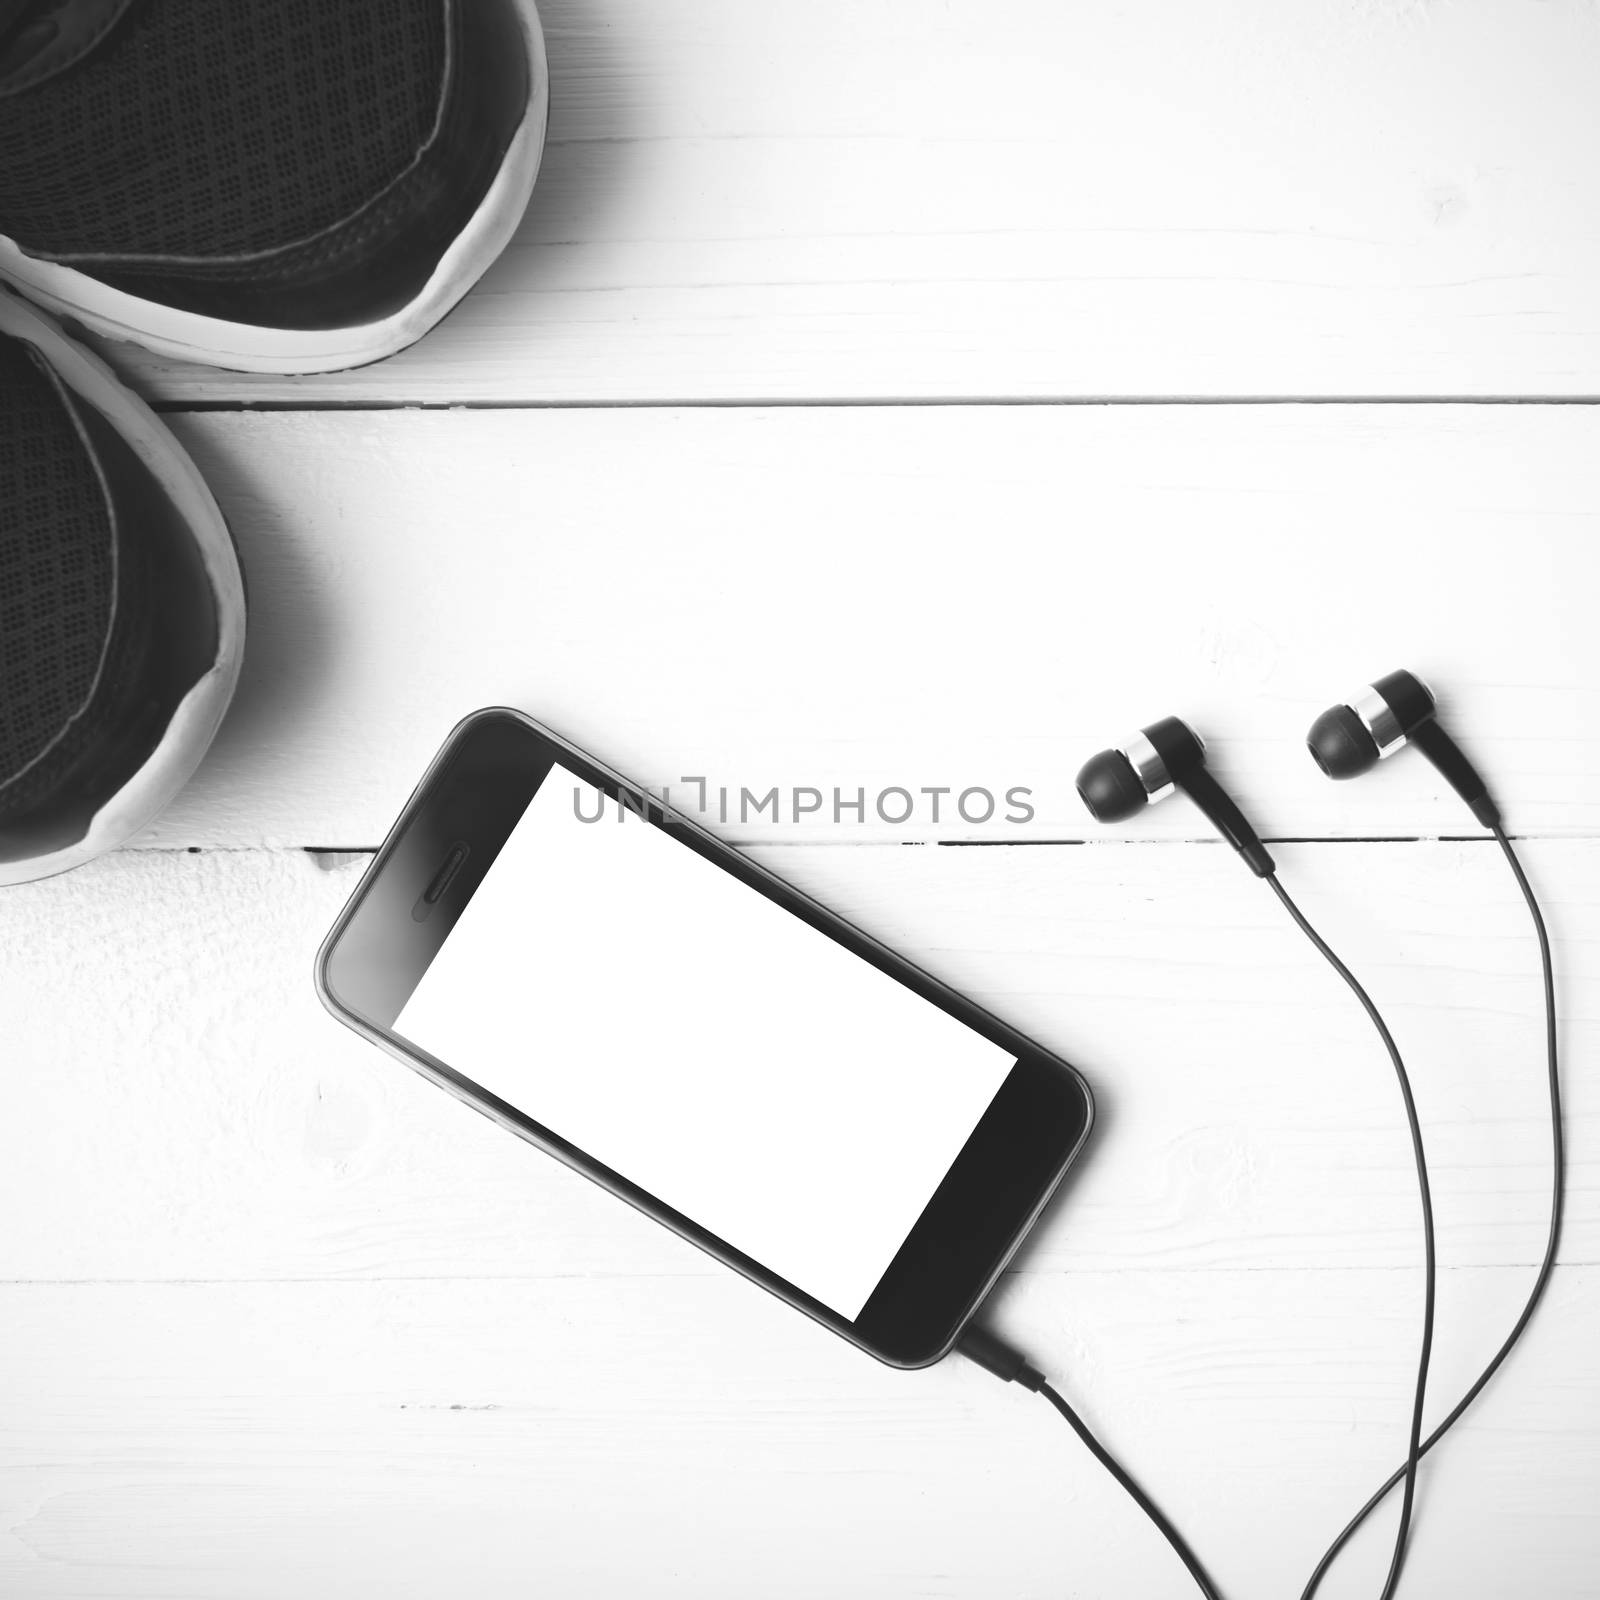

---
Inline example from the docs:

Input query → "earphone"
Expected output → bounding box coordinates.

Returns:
[1074,714,1275,876]
[960,670,1563,1600]
[1075,669,1501,847]
[1308,668,1500,828]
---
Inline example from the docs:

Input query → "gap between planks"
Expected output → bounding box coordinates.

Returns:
[107,833,1597,858]
[150,394,1600,415]
[0,1260,1586,1284]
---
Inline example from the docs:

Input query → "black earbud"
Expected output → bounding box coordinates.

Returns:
[1076,715,1275,877]
[1307,668,1500,829]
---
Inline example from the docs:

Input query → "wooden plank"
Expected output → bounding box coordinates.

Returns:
[3,842,1586,1282]
[129,404,1600,848]
[99,0,1600,405]
[2,1269,1595,1599]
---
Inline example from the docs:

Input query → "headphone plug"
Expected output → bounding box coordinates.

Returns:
[956,1324,1046,1391]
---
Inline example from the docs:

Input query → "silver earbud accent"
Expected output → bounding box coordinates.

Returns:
[1121,729,1175,801]
[1353,685,1406,758]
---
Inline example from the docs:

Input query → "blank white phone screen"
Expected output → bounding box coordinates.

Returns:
[394,774,1014,1319]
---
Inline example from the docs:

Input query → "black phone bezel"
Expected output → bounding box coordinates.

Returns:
[315,709,1094,1368]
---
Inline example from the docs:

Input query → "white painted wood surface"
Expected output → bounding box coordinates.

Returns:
[4,841,1591,1597]
[135,405,1600,849]
[7,5,1600,1599]
[109,0,1600,405]
[5,843,1589,1281]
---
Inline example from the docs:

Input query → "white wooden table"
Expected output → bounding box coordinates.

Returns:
[4,4,1597,1596]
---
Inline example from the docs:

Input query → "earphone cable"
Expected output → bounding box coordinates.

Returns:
[955,1324,1225,1600]
[1296,827,1563,1600]
[963,828,1554,1600]
[959,870,1439,1600]
[1034,1376,1225,1600]
[1266,873,1435,1600]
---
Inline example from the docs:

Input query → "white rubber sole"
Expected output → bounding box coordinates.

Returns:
[0,0,549,375]
[0,290,247,886]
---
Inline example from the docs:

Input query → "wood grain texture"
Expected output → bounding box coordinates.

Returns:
[3,842,1586,1283]
[12,6,1600,1590]
[12,839,1578,1597]
[3,1268,1597,1600]
[99,0,1600,405]
[125,404,1600,849]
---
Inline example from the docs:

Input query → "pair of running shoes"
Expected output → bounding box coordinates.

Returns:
[0,0,548,884]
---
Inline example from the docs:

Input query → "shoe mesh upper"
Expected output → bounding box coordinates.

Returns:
[0,332,115,807]
[0,0,448,260]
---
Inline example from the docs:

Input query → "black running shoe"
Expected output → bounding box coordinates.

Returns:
[0,289,244,883]
[0,0,548,373]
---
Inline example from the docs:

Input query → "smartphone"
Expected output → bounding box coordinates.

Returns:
[315,709,1093,1367]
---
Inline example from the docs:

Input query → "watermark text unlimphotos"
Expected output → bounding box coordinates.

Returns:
[573,777,1034,828]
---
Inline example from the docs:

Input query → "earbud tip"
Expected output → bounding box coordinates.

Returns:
[1075,749,1147,822]
[1307,705,1379,780]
